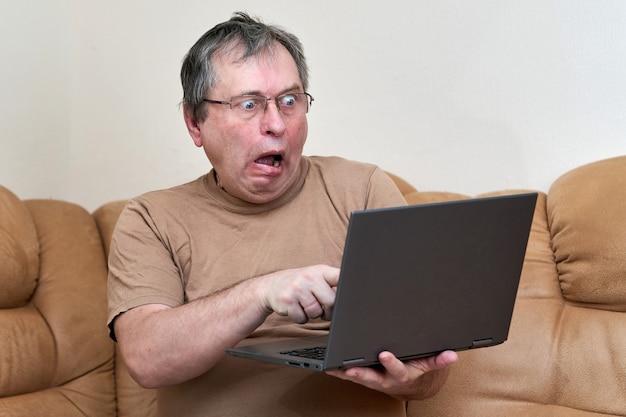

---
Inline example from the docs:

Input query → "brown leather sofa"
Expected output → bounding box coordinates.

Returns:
[1,155,624,416]
[0,192,155,416]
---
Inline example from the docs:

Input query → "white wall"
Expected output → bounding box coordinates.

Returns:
[0,1,72,201]
[2,0,625,211]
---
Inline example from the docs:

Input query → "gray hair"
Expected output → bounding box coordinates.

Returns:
[181,12,309,122]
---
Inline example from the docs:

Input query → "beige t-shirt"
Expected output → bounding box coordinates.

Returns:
[108,156,408,417]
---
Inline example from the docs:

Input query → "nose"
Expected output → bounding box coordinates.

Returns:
[260,99,286,137]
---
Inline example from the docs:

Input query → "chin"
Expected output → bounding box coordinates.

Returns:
[248,182,290,204]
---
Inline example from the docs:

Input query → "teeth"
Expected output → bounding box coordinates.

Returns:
[273,159,280,167]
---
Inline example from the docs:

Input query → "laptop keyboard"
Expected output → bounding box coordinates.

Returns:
[281,346,327,361]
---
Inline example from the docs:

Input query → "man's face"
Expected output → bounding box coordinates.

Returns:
[185,42,308,204]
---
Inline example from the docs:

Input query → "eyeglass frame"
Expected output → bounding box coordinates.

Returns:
[203,92,314,117]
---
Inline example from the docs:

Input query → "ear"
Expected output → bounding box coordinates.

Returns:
[183,103,204,148]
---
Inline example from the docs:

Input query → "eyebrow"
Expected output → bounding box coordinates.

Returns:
[238,84,303,97]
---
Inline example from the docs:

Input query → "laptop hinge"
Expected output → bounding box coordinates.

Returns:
[342,357,365,366]
[471,338,494,348]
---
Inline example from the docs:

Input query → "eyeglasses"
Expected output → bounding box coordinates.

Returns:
[203,92,314,119]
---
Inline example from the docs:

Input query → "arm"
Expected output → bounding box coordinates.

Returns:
[114,264,339,389]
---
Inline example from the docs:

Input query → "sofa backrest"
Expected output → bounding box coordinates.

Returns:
[2,154,623,416]
[407,155,626,416]
[0,186,116,416]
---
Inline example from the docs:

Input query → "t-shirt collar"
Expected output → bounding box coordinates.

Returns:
[202,157,309,214]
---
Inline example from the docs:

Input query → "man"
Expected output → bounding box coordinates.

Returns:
[107,12,457,416]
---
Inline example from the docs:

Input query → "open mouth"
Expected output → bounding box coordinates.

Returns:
[255,154,283,167]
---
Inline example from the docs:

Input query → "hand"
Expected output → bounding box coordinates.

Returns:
[261,264,340,324]
[326,350,458,400]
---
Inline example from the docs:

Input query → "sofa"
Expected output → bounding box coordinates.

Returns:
[1,155,624,416]
[0,188,155,416]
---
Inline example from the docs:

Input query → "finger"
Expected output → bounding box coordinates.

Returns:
[311,285,336,309]
[301,299,324,319]
[296,282,327,318]
[321,265,341,287]
[433,350,458,368]
[321,303,333,321]
[310,286,336,321]
[328,365,383,388]
[306,267,338,319]
[378,351,407,376]
[301,290,335,320]
[406,350,458,373]
[287,304,308,324]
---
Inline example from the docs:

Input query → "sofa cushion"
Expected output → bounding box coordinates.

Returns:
[0,190,116,416]
[0,186,39,308]
[548,155,626,310]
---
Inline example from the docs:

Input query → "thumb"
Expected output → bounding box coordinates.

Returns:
[321,265,341,287]
[418,350,458,372]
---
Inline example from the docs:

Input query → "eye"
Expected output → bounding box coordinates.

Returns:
[235,97,262,111]
[279,94,297,108]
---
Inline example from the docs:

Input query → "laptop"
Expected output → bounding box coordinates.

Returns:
[226,192,538,371]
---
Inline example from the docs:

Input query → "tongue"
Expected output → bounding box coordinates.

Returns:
[255,155,281,166]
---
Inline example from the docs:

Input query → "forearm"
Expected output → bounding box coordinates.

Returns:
[115,275,271,388]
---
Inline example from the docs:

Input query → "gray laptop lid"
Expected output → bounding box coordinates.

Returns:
[227,192,537,371]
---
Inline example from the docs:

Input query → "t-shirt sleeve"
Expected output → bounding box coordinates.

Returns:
[106,197,185,340]
[364,166,409,210]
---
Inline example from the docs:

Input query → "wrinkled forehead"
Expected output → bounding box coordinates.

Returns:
[211,41,300,90]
